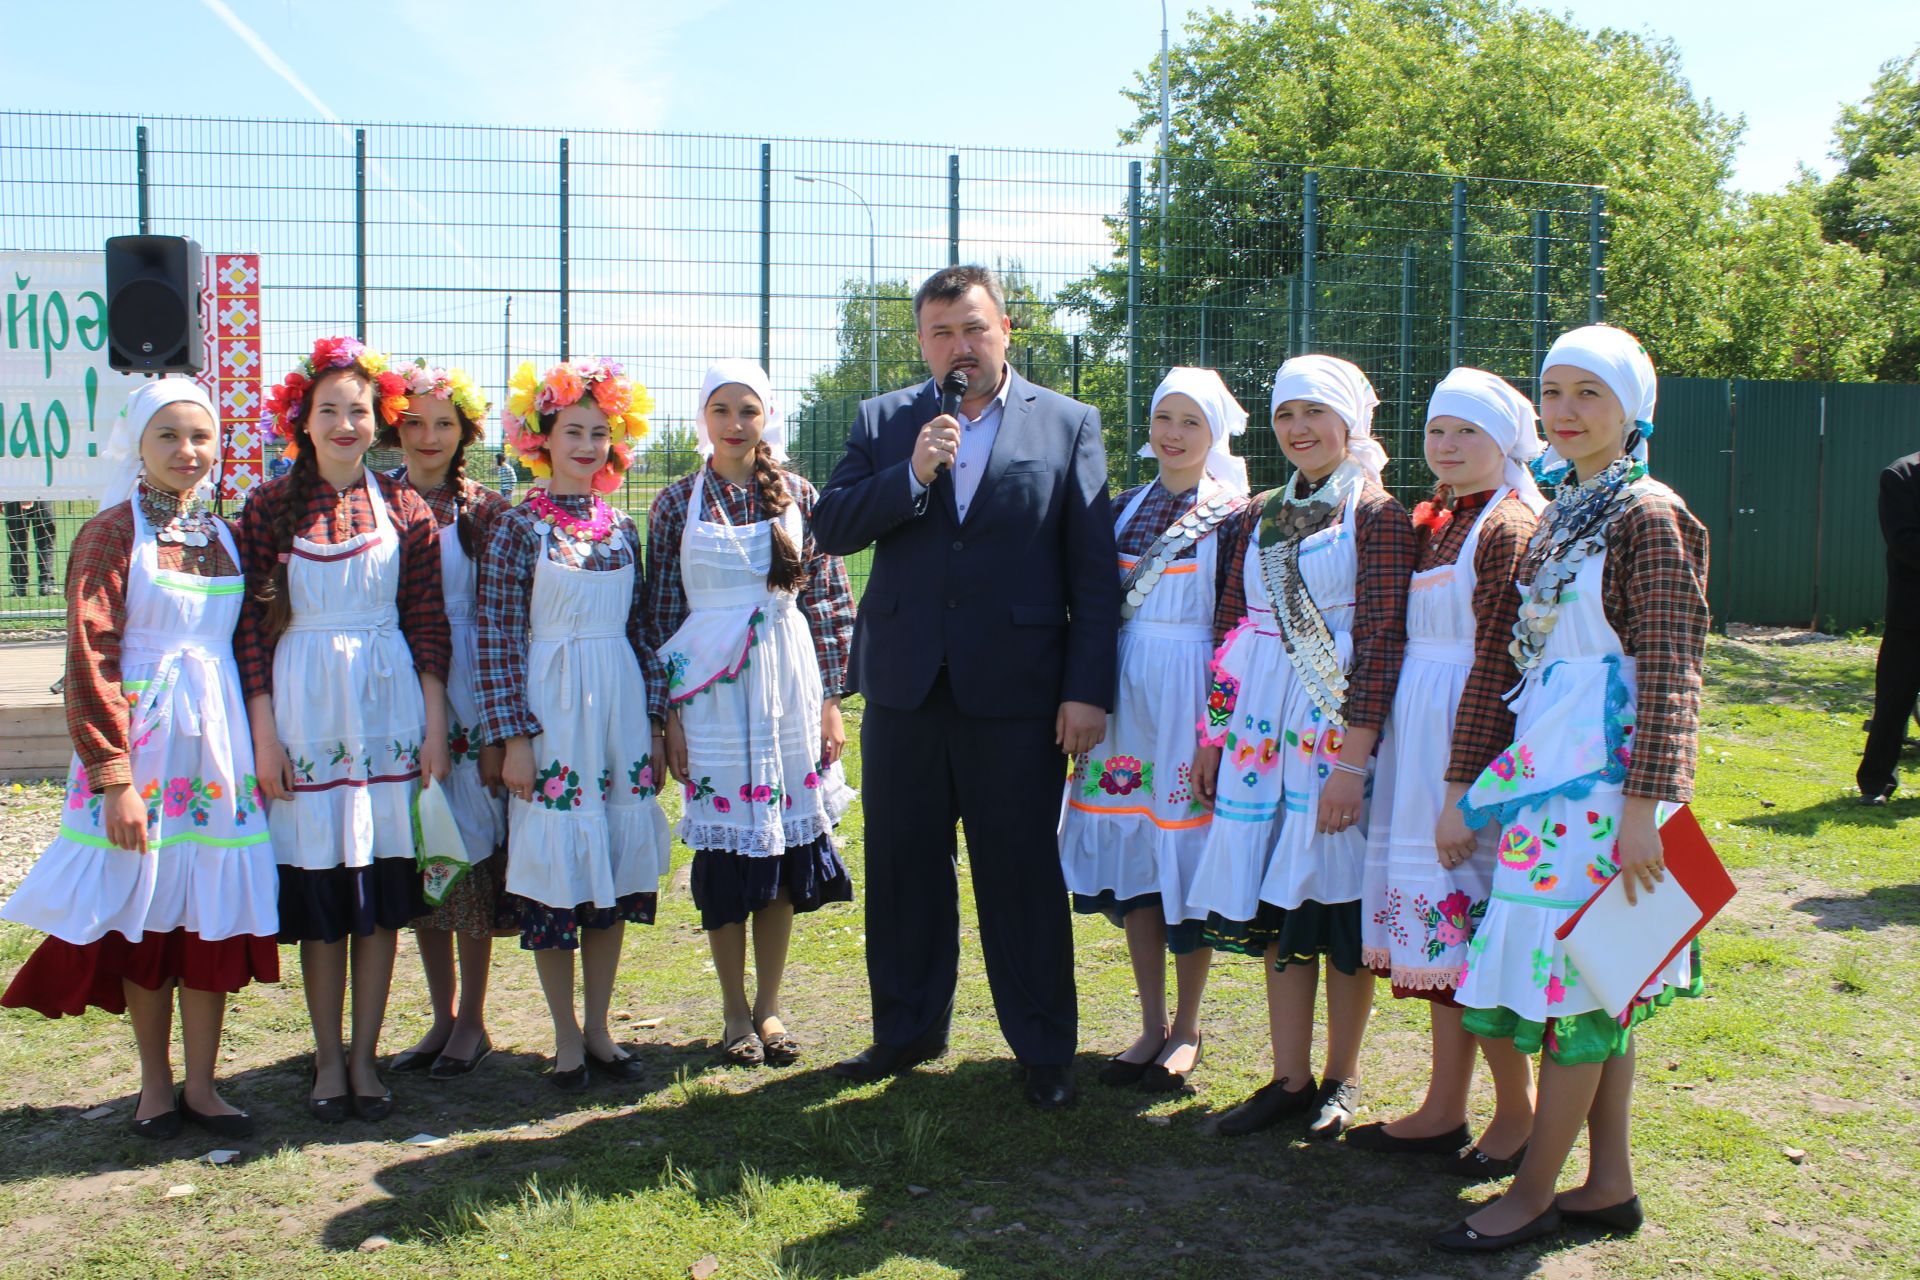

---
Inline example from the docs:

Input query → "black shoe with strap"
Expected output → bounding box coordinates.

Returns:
[1430,1206,1562,1254]
[1215,1075,1316,1137]
[1445,1141,1529,1180]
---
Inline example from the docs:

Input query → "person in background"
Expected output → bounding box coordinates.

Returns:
[6,499,57,596]
[497,450,517,503]
[1857,448,1920,805]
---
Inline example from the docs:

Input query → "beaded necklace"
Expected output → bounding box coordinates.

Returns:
[1258,460,1362,726]
[527,487,622,560]
[1509,453,1646,671]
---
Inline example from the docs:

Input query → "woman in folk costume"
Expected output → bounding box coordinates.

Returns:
[380,361,515,1082]
[238,337,450,1123]
[476,359,671,1092]
[1058,367,1249,1092]
[1432,327,1709,1253]
[646,360,857,1067]
[1347,369,1544,1173]
[1187,354,1415,1140]
[1,380,276,1139]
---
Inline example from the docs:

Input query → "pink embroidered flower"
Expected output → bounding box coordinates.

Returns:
[635,765,653,792]
[803,772,821,789]
[1097,755,1144,796]
[712,796,731,813]
[1544,974,1568,1005]
[67,774,94,810]
[752,784,774,802]
[684,780,698,800]
[1497,825,1542,872]
[542,775,566,800]
[162,777,194,818]
[1434,891,1474,947]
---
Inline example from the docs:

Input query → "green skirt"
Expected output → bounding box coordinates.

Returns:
[1463,940,1706,1066]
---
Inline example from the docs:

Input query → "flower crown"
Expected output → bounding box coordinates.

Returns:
[503,358,653,494]
[398,359,490,428]
[263,336,409,452]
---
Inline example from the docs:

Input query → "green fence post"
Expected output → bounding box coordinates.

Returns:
[948,154,960,266]
[135,125,149,234]
[1197,292,1210,367]
[1531,209,1550,389]
[1071,333,1081,399]
[1398,243,1414,428]
[1127,160,1143,484]
[759,143,772,370]
[1588,189,1605,323]
[355,128,367,343]
[1301,170,1318,350]
[558,136,571,360]
[1448,178,1465,368]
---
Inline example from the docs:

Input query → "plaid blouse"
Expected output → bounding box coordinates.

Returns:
[389,466,513,546]
[643,464,856,698]
[1416,491,1540,784]
[475,495,665,744]
[1113,479,1246,603]
[234,469,450,701]
[64,488,242,791]
[1211,481,1416,733]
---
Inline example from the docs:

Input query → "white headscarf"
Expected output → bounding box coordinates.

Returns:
[1137,366,1250,495]
[1426,367,1548,514]
[1537,324,1658,483]
[696,359,783,462]
[97,378,220,510]
[1269,354,1387,484]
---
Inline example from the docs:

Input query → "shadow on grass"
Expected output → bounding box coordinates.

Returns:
[1708,641,1877,719]
[316,1052,1567,1278]
[1792,882,1920,933]
[1730,789,1920,834]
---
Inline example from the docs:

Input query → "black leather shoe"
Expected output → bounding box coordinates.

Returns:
[351,1089,394,1123]
[1138,1036,1204,1094]
[1557,1194,1644,1235]
[386,1047,441,1074]
[1445,1142,1529,1180]
[1345,1120,1471,1155]
[1430,1206,1562,1254]
[131,1107,182,1140]
[178,1090,254,1140]
[1307,1078,1361,1139]
[828,1033,946,1083]
[1860,781,1896,806]
[307,1062,349,1125]
[1024,1064,1077,1110]
[428,1040,494,1081]
[1098,1054,1157,1087]
[551,1060,590,1093]
[585,1048,647,1083]
[1215,1076,1316,1136]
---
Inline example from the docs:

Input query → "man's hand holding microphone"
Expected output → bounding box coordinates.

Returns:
[910,370,969,486]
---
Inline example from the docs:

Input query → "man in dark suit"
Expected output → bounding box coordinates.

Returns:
[811,265,1119,1108]
[1859,449,1920,804]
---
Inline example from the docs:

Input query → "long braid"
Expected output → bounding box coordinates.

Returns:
[449,430,480,557]
[259,441,316,642]
[752,441,804,593]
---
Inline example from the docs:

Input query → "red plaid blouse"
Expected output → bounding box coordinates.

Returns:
[1211,480,1416,733]
[234,469,450,701]
[392,466,513,544]
[64,489,242,791]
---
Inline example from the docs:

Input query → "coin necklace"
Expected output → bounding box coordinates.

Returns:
[1258,461,1359,726]
[1508,454,1645,671]
[526,487,622,561]
[1119,482,1243,620]
[141,479,218,565]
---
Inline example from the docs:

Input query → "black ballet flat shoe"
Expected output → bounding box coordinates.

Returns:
[386,1047,441,1074]
[131,1106,183,1141]
[1215,1075,1316,1137]
[1557,1194,1644,1236]
[178,1090,254,1140]
[1138,1036,1204,1094]
[585,1049,647,1084]
[1445,1142,1529,1180]
[550,1060,590,1093]
[1307,1078,1361,1140]
[307,1062,350,1125]
[350,1089,394,1123]
[428,1040,494,1082]
[1430,1206,1562,1254]
[1098,1051,1160,1088]
[1344,1120,1472,1155]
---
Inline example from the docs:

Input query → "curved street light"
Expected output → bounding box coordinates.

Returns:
[795,175,879,396]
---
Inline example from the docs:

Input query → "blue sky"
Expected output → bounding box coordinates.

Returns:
[3,0,1916,192]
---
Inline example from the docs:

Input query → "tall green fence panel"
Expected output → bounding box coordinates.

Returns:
[1817,382,1920,633]
[1727,380,1826,628]
[1649,378,1733,626]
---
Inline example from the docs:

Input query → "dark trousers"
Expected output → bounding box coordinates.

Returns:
[860,673,1077,1066]
[1859,624,1920,793]
[4,502,54,594]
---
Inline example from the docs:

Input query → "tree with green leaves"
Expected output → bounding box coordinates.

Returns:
[1819,48,1920,380]
[639,419,702,480]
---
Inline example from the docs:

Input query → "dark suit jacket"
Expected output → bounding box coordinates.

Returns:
[1883,451,1920,629]
[811,371,1120,718]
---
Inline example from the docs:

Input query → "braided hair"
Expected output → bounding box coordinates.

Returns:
[256,367,374,641]
[751,441,805,593]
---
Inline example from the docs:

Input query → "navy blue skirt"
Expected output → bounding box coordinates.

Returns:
[689,833,853,931]
[1071,890,1210,956]
[277,859,425,944]
[1203,898,1364,974]
[517,892,658,951]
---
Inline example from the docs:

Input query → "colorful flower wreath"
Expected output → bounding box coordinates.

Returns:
[398,358,490,427]
[262,336,409,454]
[502,358,653,494]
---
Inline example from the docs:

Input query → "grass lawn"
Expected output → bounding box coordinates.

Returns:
[0,634,1914,1279]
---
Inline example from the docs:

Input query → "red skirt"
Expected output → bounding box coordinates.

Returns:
[1,929,280,1018]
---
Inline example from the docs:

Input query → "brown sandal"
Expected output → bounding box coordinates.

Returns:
[716,1032,764,1067]
[760,1029,802,1067]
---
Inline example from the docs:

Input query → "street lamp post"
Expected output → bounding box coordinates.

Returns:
[796,175,879,396]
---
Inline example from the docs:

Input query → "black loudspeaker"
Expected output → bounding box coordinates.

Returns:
[105,235,204,373]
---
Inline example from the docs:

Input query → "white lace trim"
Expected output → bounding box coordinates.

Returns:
[676,812,841,856]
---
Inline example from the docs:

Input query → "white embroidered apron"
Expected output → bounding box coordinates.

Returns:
[661,469,854,855]
[270,470,426,871]
[1455,504,1694,1023]
[1360,490,1509,989]
[1060,482,1221,921]
[504,526,670,909]
[3,505,276,943]
[436,511,506,862]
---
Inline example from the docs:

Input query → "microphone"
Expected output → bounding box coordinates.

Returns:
[935,369,968,476]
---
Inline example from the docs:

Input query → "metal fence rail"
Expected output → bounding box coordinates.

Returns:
[2,111,1605,620]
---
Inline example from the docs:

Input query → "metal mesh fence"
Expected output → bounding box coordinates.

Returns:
[1,111,1602,618]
